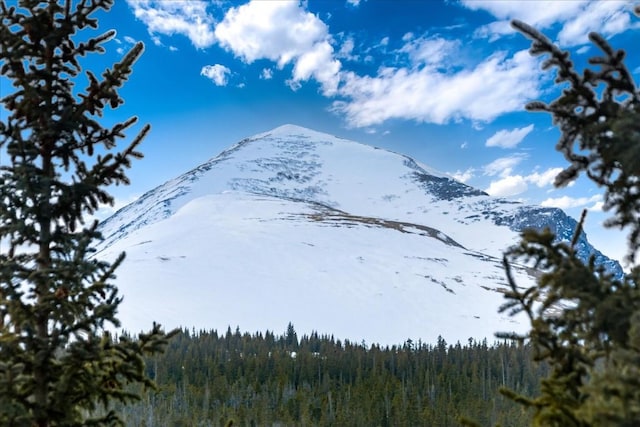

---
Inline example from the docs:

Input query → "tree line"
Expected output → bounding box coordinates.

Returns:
[112,325,547,426]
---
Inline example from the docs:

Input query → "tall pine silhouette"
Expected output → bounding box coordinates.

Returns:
[0,1,174,425]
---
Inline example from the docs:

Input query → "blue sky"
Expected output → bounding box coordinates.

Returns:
[4,0,640,266]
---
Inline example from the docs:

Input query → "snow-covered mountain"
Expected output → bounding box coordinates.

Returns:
[96,124,621,345]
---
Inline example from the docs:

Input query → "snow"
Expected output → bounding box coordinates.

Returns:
[99,193,528,346]
[96,124,608,346]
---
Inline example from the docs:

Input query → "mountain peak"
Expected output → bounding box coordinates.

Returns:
[255,123,340,140]
[270,123,314,134]
[96,126,622,344]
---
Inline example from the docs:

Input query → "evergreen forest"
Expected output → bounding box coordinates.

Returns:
[113,326,547,426]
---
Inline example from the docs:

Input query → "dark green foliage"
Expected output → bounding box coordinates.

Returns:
[495,16,640,427]
[114,327,547,426]
[511,18,640,263]
[0,1,174,425]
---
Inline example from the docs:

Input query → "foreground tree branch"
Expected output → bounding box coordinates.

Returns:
[0,1,176,425]
[493,13,640,427]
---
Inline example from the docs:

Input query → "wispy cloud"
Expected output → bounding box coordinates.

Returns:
[114,35,137,55]
[126,0,216,49]
[541,194,602,210]
[201,64,231,86]
[556,1,634,46]
[528,167,562,188]
[483,158,562,197]
[399,35,461,68]
[332,49,542,127]
[346,0,365,7]
[462,0,585,31]
[576,46,590,55]
[454,158,553,191]
[483,154,527,177]
[261,68,273,80]
[451,168,475,183]
[337,36,359,61]
[485,124,534,148]
[462,0,636,46]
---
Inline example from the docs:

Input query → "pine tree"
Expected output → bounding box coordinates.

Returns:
[0,1,175,425]
[495,9,640,427]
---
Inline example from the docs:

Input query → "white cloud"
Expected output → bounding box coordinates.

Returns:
[473,20,513,41]
[115,35,137,55]
[483,154,527,177]
[286,78,302,92]
[399,36,461,68]
[451,168,475,183]
[540,195,601,210]
[332,49,541,127]
[293,41,341,94]
[346,0,365,7]
[261,68,273,80]
[484,165,570,198]
[576,46,590,55]
[463,0,635,46]
[460,141,468,149]
[214,1,341,96]
[338,37,358,61]
[200,64,231,86]
[590,200,605,212]
[557,1,633,46]
[527,167,562,187]
[486,174,528,197]
[126,0,216,49]
[485,124,534,148]
[484,162,565,197]
[462,0,585,29]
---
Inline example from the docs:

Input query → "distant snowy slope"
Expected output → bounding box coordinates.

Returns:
[99,124,485,249]
[96,124,622,345]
